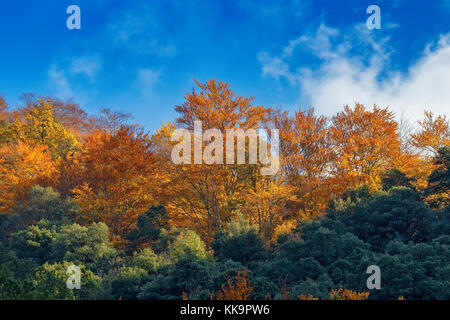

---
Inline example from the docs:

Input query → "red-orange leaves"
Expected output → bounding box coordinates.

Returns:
[0,141,55,213]
[72,127,158,237]
[330,103,401,191]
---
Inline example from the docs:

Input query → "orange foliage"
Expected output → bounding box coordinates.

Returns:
[154,79,273,241]
[396,111,449,190]
[329,288,370,300]
[0,82,445,255]
[330,104,401,191]
[215,270,253,300]
[276,107,333,218]
[393,152,434,190]
[298,294,319,300]
[412,111,450,156]
[0,96,8,121]
[51,99,92,140]
[71,126,158,236]
[0,141,56,213]
[175,79,269,131]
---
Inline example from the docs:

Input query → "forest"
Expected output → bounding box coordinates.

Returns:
[0,79,449,300]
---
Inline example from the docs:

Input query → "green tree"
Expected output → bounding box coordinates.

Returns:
[381,169,415,191]
[125,205,169,252]
[132,248,165,272]
[167,228,208,262]
[9,221,117,272]
[30,261,102,300]
[327,187,432,251]
[212,215,267,265]
[2,186,79,237]
[424,146,450,209]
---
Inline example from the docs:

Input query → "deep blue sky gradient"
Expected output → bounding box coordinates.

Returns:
[0,0,449,131]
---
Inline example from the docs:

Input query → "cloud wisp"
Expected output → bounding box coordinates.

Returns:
[259,24,450,121]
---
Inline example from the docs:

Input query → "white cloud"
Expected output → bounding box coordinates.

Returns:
[48,65,73,98]
[47,54,102,100]
[259,24,450,121]
[137,68,160,96]
[70,56,102,80]
[258,52,292,83]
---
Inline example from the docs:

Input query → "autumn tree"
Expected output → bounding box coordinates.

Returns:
[389,111,450,190]
[71,126,159,242]
[0,96,9,139]
[153,79,272,241]
[18,93,91,140]
[329,103,401,191]
[90,108,134,133]
[298,294,319,300]
[1,99,79,159]
[0,96,8,121]
[0,141,55,213]
[51,100,91,140]
[243,173,294,243]
[329,288,369,300]
[276,108,333,219]
[215,270,253,300]
[412,111,450,156]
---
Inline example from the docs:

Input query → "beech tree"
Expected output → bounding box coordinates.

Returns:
[329,104,401,191]
[0,79,448,300]
[153,79,272,241]
[1,99,79,159]
[412,111,450,156]
[71,126,159,241]
[276,108,333,219]
[0,142,56,213]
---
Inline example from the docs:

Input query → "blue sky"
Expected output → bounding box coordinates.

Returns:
[0,0,449,131]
